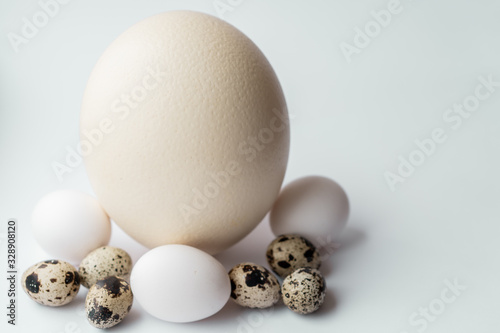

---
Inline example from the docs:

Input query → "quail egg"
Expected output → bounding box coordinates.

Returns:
[79,246,132,288]
[85,276,133,329]
[282,267,326,314]
[21,259,80,306]
[229,262,280,308]
[266,234,321,277]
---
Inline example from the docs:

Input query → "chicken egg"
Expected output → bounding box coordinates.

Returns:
[270,176,349,248]
[31,190,111,264]
[130,244,230,323]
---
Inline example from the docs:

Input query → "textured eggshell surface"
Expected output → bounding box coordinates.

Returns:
[266,234,321,278]
[79,246,132,288]
[130,245,231,323]
[80,11,289,254]
[282,267,326,314]
[21,260,80,307]
[86,276,133,328]
[228,262,281,308]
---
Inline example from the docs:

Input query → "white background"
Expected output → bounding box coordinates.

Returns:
[1,0,500,332]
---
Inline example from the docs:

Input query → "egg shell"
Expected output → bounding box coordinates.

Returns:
[130,244,230,323]
[266,234,321,278]
[79,246,132,288]
[21,260,80,306]
[282,267,326,314]
[81,11,289,255]
[86,276,133,329]
[32,190,111,263]
[228,262,281,309]
[270,176,349,247]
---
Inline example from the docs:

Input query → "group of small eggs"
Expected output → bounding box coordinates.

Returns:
[22,246,133,328]
[23,175,349,327]
[230,234,326,314]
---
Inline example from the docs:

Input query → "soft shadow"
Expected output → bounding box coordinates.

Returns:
[318,226,366,274]
[189,298,245,327]
[309,287,337,318]
[319,226,367,258]
[215,216,275,271]
[107,307,143,330]
[59,289,87,313]
[189,296,288,328]
[336,226,367,253]
[320,255,334,276]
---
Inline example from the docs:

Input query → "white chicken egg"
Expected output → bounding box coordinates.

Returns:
[31,190,111,264]
[270,176,350,249]
[130,244,230,323]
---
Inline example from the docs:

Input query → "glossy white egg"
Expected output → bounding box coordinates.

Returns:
[130,244,230,323]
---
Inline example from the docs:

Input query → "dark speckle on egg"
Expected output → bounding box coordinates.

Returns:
[88,300,114,326]
[277,261,291,269]
[86,276,133,329]
[228,262,280,309]
[304,248,315,262]
[244,266,269,289]
[96,276,129,298]
[25,273,40,293]
[266,234,321,277]
[65,272,74,284]
[74,271,80,285]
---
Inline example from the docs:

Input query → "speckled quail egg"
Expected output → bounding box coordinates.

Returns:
[79,246,132,288]
[282,267,326,314]
[266,234,321,278]
[21,259,80,306]
[228,262,281,308]
[85,276,133,329]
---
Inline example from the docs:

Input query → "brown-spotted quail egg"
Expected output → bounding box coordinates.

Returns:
[85,276,133,329]
[266,234,321,278]
[228,262,280,308]
[21,259,80,306]
[79,246,132,288]
[282,267,326,314]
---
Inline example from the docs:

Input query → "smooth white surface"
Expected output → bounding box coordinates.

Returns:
[1,1,500,333]
[270,176,350,245]
[80,11,289,255]
[130,245,231,323]
[31,190,111,264]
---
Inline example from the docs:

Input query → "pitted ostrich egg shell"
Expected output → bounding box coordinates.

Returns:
[80,11,290,254]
